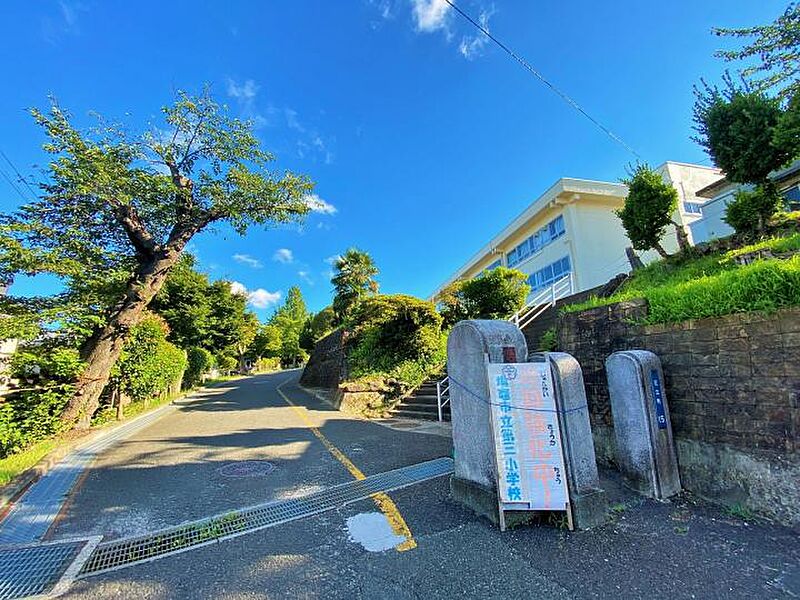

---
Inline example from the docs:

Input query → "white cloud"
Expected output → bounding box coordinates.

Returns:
[324,255,342,266]
[304,194,338,215]
[273,248,294,264]
[229,281,282,309]
[226,79,259,100]
[226,78,267,128]
[233,253,263,269]
[247,288,282,309]
[298,270,314,285]
[459,8,493,59]
[229,281,248,296]
[411,0,451,33]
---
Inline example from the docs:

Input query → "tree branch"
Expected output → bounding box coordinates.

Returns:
[112,203,157,258]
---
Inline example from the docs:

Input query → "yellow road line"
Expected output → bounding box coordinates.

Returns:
[276,379,417,552]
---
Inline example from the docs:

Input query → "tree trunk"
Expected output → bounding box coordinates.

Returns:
[653,242,670,259]
[62,249,183,428]
[672,221,691,253]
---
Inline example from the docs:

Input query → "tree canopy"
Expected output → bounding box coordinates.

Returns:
[331,248,379,323]
[713,3,800,100]
[616,164,686,258]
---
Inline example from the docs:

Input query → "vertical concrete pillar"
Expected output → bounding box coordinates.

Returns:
[529,352,608,529]
[606,350,681,499]
[447,320,528,525]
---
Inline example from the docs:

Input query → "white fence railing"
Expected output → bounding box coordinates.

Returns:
[509,274,573,331]
[435,376,450,422]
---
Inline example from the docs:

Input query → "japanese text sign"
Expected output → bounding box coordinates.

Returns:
[487,362,569,510]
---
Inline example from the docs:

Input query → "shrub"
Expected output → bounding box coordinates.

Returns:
[439,267,530,328]
[216,353,238,374]
[348,294,442,367]
[537,328,558,351]
[117,314,187,402]
[184,347,214,389]
[1,346,84,457]
[724,185,782,235]
[616,164,686,257]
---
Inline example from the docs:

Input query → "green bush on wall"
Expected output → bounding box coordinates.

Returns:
[347,294,445,387]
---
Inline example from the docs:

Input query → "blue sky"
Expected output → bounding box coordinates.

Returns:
[0,0,785,317]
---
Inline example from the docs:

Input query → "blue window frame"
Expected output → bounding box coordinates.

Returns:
[528,255,571,292]
[506,215,566,268]
[683,201,703,215]
[485,259,501,271]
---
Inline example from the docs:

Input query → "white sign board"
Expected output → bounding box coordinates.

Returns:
[487,362,569,512]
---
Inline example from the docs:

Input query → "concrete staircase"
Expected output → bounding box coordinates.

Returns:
[390,377,449,421]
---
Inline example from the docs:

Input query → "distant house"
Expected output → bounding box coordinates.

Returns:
[689,159,800,245]
[431,162,722,302]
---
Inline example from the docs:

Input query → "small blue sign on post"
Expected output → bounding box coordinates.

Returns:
[649,369,668,430]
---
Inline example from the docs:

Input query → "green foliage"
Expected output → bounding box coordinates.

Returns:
[616,164,680,256]
[693,77,793,184]
[151,254,213,349]
[347,294,445,386]
[216,353,238,374]
[250,324,282,358]
[184,347,214,389]
[270,286,309,366]
[644,256,800,324]
[299,306,335,352]
[0,347,84,457]
[724,184,783,235]
[563,237,800,324]
[439,267,531,328]
[727,232,800,257]
[254,357,281,372]
[331,248,379,324]
[117,314,187,402]
[713,3,800,100]
[537,328,558,352]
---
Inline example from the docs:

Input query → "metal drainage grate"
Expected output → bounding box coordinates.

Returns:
[0,537,99,600]
[79,457,453,577]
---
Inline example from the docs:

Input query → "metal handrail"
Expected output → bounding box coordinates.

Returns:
[509,274,573,330]
[436,376,450,422]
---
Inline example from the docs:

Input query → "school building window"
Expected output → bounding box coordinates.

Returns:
[506,215,566,268]
[528,255,571,292]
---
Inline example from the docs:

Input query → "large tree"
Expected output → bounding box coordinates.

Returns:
[0,92,313,426]
[331,248,379,323]
[713,3,800,101]
[616,164,688,258]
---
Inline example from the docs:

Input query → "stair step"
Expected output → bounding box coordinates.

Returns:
[390,409,444,421]
[397,402,447,412]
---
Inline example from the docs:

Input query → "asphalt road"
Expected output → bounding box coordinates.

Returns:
[51,371,798,599]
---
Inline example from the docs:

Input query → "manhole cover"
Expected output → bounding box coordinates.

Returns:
[216,461,276,478]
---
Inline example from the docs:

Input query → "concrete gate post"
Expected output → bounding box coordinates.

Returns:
[529,352,608,529]
[606,350,681,499]
[447,320,528,526]
[447,321,607,529]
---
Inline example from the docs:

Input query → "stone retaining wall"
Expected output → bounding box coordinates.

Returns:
[299,328,348,389]
[556,302,800,524]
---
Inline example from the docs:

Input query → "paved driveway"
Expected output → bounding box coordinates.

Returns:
[45,371,798,599]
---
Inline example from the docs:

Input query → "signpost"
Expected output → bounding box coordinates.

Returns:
[487,362,572,531]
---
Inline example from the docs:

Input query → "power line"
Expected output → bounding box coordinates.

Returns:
[0,149,38,201]
[443,0,642,160]
[0,164,28,204]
